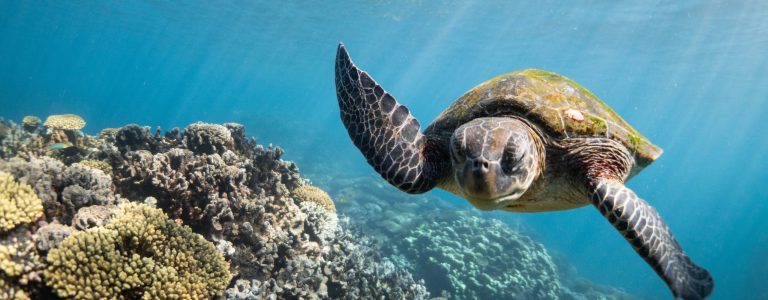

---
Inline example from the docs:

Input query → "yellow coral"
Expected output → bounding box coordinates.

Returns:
[79,160,113,177]
[293,185,336,212]
[45,203,231,300]
[0,276,29,300]
[43,114,86,130]
[0,172,44,233]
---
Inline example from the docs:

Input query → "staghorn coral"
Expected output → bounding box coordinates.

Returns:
[45,203,231,300]
[0,172,44,233]
[293,184,336,212]
[42,114,85,131]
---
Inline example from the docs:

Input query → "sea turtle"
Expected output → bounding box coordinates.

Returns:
[334,44,714,299]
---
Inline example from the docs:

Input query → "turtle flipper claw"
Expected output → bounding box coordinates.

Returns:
[592,180,714,299]
[335,44,446,193]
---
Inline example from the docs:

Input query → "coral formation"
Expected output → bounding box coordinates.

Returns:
[34,223,73,252]
[316,175,638,300]
[78,159,113,177]
[45,203,231,299]
[42,114,85,131]
[293,184,336,212]
[0,158,123,225]
[0,172,43,232]
[0,278,29,300]
[21,116,40,132]
[0,218,42,300]
[0,116,429,299]
[0,114,634,300]
[183,122,234,155]
[389,213,561,299]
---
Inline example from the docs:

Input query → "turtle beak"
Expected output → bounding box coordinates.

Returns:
[459,158,519,210]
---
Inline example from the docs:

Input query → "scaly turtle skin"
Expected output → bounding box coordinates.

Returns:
[335,44,713,299]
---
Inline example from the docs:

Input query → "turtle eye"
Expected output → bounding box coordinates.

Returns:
[449,133,466,164]
[500,138,522,175]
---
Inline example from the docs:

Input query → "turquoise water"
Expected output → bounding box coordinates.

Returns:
[1,1,766,299]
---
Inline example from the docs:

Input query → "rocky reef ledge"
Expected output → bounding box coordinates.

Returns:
[0,116,427,299]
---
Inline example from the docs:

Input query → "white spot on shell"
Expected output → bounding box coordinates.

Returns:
[565,108,584,121]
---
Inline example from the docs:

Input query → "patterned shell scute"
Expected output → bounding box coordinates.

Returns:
[426,69,662,167]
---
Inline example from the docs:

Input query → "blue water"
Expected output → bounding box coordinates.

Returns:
[1,1,766,299]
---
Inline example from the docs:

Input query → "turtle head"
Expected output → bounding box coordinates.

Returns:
[450,117,543,210]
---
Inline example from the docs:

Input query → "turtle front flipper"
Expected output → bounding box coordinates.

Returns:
[591,179,713,299]
[335,44,448,193]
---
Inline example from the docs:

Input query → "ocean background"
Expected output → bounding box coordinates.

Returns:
[1,1,766,299]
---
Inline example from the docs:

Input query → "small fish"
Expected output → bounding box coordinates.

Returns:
[47,143,70,150]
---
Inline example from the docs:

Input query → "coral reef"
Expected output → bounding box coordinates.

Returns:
[0,113,634,300]
[45,203,231,299]
[0,172,44,232]
[314,174,638,300]
[0,171,44,300]
[0,116,429,299]
[293,184,336,212]
[388,213,562,299]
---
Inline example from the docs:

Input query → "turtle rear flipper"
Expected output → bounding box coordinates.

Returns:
[592,179,714,299]
[335,44,447,193]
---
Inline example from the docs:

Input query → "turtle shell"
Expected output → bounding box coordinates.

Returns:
[424,69,662,168]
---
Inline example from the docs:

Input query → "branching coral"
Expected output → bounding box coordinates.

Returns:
[0,172,43,233]
[45,203,231,300]
[293,184,336,212]
[0,276,30,300]
[42,114,85,131]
